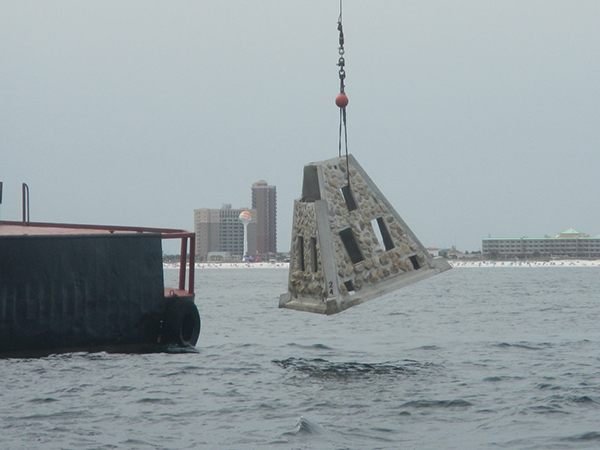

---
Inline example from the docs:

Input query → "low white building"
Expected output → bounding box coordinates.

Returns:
[482,229,600,258]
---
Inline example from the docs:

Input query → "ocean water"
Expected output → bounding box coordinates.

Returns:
[2,267,600,449]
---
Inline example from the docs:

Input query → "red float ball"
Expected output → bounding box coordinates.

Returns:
[335,93,349,108]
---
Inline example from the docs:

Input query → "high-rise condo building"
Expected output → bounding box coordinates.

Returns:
[251,180,277,258]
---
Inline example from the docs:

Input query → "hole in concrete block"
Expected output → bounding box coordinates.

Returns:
[310,237,318,273]
[409,255,421,270]
[301,165,320,202]
[371,219,383,249]
[375,217,395,251]
[340,185,357,211]
[339,228,364,264]
[344,280,356,294]
[298,236,305,271]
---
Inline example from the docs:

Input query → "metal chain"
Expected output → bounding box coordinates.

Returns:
[337,16,346,94]
[337,1,349,180]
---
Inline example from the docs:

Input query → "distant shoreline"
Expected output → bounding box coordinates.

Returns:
[163,259,600,269]
[163,262,290,269]
[449,259,600,268]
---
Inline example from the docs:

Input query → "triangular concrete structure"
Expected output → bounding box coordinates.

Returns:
[279,154,451,315]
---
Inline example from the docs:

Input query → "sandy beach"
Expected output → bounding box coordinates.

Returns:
[163,262,290,269]
[449,259,600,268]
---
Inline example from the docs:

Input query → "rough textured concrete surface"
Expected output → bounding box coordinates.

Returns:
[279,154,451,315]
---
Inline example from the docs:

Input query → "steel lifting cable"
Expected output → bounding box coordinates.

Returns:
[335,0,350,183]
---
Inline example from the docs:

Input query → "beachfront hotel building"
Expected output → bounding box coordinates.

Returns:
[251,180,277,259]
[194,204,257,262]
[482,229,600,258]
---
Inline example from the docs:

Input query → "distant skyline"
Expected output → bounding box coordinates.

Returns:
[2,1,600,252]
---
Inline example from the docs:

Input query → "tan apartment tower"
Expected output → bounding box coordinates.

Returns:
[251,180,277,259]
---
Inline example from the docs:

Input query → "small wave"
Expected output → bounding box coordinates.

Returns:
[495,342,553,351]
[571,395,597,404]
[527,404,569,415]
[283,416,325,436]
[16,410,86,421]
[537,383,560,390]
[136,398,176,405]
[120,438,156,446]
[28,397,59,404]
[400,399,473,409]
[483,375,525,382]
[273,358,430,379]
[529,393,598,413]
[161,365,203,377]
[100,385,136,393]
[285,343,333,350]
[561,431,600,442]
[483,376,504,382]
[414,345,441,351]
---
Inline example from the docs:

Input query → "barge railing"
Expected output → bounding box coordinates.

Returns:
[0,220,195,295]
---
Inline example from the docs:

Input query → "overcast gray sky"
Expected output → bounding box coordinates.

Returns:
[2,1,599,253]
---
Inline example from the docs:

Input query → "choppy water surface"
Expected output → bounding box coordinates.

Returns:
[2,267,600,449]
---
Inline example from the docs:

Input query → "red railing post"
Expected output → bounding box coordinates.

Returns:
[179,237,187,291]
[188,234,195,294]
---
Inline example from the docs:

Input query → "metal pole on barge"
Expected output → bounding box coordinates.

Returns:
[179,237,187,291]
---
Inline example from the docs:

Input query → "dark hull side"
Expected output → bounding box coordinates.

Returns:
[0,233,168,357]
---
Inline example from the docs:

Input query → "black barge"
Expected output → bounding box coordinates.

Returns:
[0,220,200,358]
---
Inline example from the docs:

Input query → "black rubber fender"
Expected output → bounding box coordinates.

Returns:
[162,297,201,347]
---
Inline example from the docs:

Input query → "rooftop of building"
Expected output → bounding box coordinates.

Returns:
[483,228,599,241]
[484,236,600,241]
[252,180,275,188]
[560,228,581,235]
